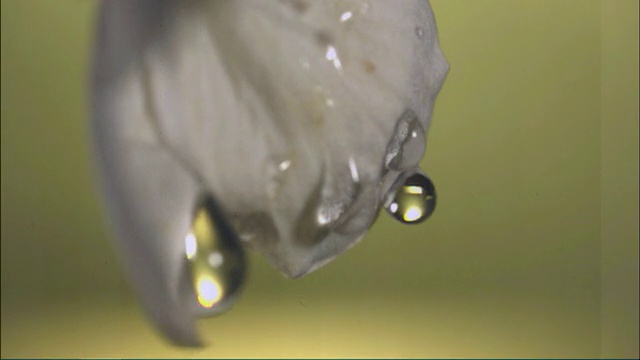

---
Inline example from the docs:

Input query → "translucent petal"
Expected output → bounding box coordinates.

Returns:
[91,0,448,346]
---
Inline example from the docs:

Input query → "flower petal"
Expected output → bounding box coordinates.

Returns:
[91,0,448,346]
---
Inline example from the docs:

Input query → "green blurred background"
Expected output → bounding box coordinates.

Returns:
[1,0,638,358]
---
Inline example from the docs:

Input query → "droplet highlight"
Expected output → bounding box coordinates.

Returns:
[182,197,246,317]
[340,11,353,22]
[385,172,436,224]
[325,45,342,70]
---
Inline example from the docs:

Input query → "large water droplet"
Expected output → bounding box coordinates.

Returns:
[384,172,436,224]
[181,197,246,317]
[384,110,426,171]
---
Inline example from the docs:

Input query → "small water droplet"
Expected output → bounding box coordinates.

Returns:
[384,109,426,171]
[415,26,424,38]
[325,45,342,70]
[384,172,436,224]
[181,197,246,317]
[266,156,293,201]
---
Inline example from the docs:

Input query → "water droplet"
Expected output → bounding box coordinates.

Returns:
[384,172,436,224]
[384,109,426,171]
[266,156,293,201]
[325,45,342,70]
[415,26,425,38]
[181,197,246,317]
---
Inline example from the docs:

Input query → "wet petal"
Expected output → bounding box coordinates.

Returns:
[91,0,448,346]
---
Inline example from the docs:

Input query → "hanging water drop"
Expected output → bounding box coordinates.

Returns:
[384,172,436,224]
[384,109,426,171]
[181,196,246,317]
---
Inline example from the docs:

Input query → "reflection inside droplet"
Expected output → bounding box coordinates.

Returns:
[185,233,197,260]
[403,206,422,222]
[384,172,436,224]
[181,197,246,317]
[389,202,398,213]
[208,252,224,267]
[196,276,222,309]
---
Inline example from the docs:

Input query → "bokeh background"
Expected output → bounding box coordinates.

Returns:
[2,0,638,358]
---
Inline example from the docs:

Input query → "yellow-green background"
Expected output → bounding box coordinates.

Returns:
[1,0,638,358]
